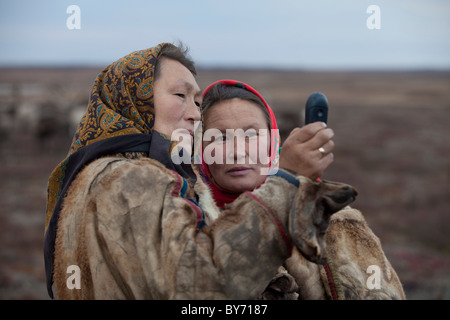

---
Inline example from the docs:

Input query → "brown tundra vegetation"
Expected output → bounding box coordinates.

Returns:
[0,67,449,300]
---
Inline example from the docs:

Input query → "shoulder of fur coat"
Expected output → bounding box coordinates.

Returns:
[53,155,177,299]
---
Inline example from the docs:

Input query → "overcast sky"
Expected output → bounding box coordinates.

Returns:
[0,0,449,70]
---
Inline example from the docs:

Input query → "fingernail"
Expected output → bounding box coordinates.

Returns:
[321,122,327,127]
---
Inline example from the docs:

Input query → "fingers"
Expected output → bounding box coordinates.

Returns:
[287,123,334,150]
[279,123,335,179]
[308,128,334,151]
[289,123,334,158]
[288,122,327,143]
[315,152,334,180]
[317,139,335,158]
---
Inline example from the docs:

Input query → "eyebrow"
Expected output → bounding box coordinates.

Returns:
[175,80,202,98]
[241,124,261,131]
[213,124,262,133]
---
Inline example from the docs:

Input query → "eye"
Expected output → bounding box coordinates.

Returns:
[175,93,185,98]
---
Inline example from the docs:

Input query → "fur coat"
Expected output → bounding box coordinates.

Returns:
[53,153,405,300]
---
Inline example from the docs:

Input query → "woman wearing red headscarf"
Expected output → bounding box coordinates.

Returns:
[199,79,280,208]
[198,80,406,300]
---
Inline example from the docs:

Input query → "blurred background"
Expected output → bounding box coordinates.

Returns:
[0,0,449,300]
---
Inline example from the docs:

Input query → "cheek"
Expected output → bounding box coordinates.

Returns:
[248,136,271,164]
[253,171,267,187]
[169,102,185,121]
[207,163,222,180]
[156,97,183,121]
[203,141,227,161]
[264,134,271,153]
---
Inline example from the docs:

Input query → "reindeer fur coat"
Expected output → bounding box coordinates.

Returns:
[51,152,405,300]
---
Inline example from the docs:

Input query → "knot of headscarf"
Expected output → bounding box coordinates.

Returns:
[199,80,280,208]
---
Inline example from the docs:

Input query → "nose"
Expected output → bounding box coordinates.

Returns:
[227,134,247,164]
[186,100,201,123]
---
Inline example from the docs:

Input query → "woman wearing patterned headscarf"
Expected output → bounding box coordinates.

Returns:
[45,42,202,298]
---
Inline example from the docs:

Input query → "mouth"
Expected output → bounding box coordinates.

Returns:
[226,166,252,176]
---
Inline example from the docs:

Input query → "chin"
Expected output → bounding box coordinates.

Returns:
[225,181,257,193]
[220,172,264,193]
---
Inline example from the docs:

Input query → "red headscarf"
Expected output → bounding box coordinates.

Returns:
[199,80,280,208]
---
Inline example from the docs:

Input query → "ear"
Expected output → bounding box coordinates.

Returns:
[320,180,358,215]
[289,178,358,264]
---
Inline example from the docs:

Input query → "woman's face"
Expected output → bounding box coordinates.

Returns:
[202,98,271,193]
[153,58,202,138]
